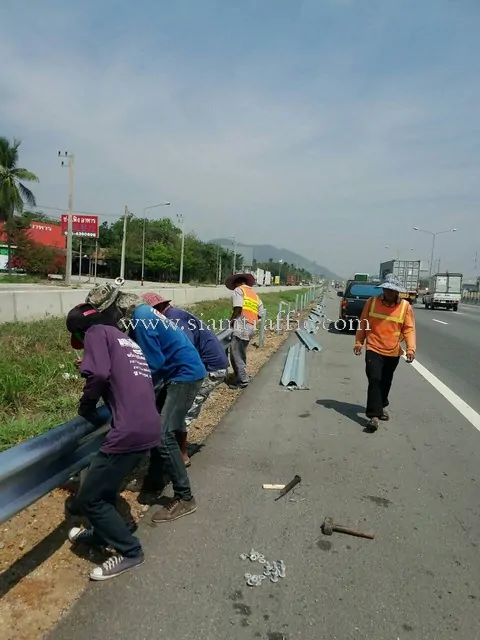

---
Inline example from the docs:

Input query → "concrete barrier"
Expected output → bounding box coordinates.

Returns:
[0,285,304,323]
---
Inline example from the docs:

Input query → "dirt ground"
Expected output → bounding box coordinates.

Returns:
[0,316,310,640]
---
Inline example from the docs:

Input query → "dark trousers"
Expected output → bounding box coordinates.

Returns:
[230,335,250,384]
[365,350,400,418]
[146,379,204,499]
[73,451,145,557]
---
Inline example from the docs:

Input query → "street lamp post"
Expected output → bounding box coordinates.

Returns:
[413,227,458,280]
[141,202,170,285]
[177,213,185,285]
[58,151,74,285]
[230,236,237,273]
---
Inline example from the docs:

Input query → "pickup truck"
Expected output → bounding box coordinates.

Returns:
[337,280,383,330]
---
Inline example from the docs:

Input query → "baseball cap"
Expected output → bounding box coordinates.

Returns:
[66,303,102,349]
[142,292,172,308]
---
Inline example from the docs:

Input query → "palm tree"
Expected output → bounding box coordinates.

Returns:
[0,137,39,273]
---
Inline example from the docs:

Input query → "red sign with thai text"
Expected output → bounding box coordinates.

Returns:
[61,214,99,238]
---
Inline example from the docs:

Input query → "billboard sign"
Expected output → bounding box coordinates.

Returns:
[61,214,99,238]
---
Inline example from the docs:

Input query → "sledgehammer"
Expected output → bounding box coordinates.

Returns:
[322,516,374,540]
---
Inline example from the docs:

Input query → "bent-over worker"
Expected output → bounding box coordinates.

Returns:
[141,292,228,466]
[225,272,265,388]
[354,273,416,431]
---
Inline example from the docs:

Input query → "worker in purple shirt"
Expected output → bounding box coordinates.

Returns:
[142,292,228,467]
[65,303,161,581]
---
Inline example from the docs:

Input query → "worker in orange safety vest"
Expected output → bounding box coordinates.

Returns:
[354,273,416,431]
[225,272,265,388]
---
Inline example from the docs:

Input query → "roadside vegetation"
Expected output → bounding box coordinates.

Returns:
[0,288,305,451]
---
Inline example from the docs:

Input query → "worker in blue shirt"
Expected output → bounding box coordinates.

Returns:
[85,283,206,525]
[142,292,228,466]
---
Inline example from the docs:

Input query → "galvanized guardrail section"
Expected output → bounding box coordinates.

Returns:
[461,292,480,305]
[280,293,326,389]
[0,326,232,526]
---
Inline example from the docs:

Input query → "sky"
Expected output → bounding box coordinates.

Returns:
[1,0,479,279]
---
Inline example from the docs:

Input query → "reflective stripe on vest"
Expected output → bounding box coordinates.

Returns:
[239,285,259,324]
[368,297,408,324]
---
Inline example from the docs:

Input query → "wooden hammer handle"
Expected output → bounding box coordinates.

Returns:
[333,525,375,539]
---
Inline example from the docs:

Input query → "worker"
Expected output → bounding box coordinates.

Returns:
[141,292,229,467]
[225,272,265,388]
[354,273,416,431]
[65,303,161,580]
[85,283,206,523]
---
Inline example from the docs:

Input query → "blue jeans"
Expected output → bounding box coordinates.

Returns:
[146,379,204,500]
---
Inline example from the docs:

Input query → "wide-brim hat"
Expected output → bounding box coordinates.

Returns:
[379,273,406,293]
[224,272,255,290]
[142,292,172,308]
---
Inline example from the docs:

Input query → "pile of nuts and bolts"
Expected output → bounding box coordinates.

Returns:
[240,548,286,587]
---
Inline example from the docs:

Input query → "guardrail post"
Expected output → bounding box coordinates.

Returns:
[295,293,299,312]
[258,311,266,347]
[287,302,291,329]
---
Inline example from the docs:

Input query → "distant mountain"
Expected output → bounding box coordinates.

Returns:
[210,239,342,282]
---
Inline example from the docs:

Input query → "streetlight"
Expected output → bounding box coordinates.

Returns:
[230,236,237,273]
[278,258,285,284]
[141,202,170,285]
[177,213,185,285]
[413,227,458,279]
[58,151,74,285]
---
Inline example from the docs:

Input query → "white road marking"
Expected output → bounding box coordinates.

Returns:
[432,318,448,325]
[405,357,480,433]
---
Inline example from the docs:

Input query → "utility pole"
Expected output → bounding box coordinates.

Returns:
[59,151,74,285]
[120,205,129,280]
[177,213,185,285]
[230,236,236,273]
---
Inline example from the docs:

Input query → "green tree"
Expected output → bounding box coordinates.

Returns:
[0,138,39,273]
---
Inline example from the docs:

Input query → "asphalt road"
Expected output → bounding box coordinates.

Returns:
[49,294,480,640]
[413,300,480,414]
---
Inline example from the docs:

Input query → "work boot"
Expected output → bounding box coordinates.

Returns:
[175,431,191,467]
[151,497,197,523]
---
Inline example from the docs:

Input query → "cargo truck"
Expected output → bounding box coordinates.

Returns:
[379,259,420,304]
[353,273,369,282]
[264,270,272,286]
[422,272,462,311]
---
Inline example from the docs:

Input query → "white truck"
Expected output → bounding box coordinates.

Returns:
[255,268,265,285]
[264,270,272,286]
[422,272,462,311]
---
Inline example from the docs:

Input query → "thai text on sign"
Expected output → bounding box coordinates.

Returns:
[61,214,99,238]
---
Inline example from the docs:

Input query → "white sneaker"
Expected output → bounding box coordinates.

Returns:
[68,527,96,545]
[89,554,145,581]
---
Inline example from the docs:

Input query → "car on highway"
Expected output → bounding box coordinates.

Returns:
[337,280,383,331]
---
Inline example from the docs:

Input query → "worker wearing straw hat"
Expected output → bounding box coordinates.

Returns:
[225,272,265,388]
[354,273,416,431]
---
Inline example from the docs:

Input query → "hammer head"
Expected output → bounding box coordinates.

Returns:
[322,516,334,536]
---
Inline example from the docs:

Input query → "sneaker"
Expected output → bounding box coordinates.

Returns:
[151,497,197,523]
[89,554,145,581]
[68,527,99,546]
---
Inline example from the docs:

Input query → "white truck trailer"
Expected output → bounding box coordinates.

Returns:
[422,272,462,311]
[264,270,272,286]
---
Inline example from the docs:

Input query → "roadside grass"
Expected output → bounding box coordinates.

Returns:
[0,288,308,451]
